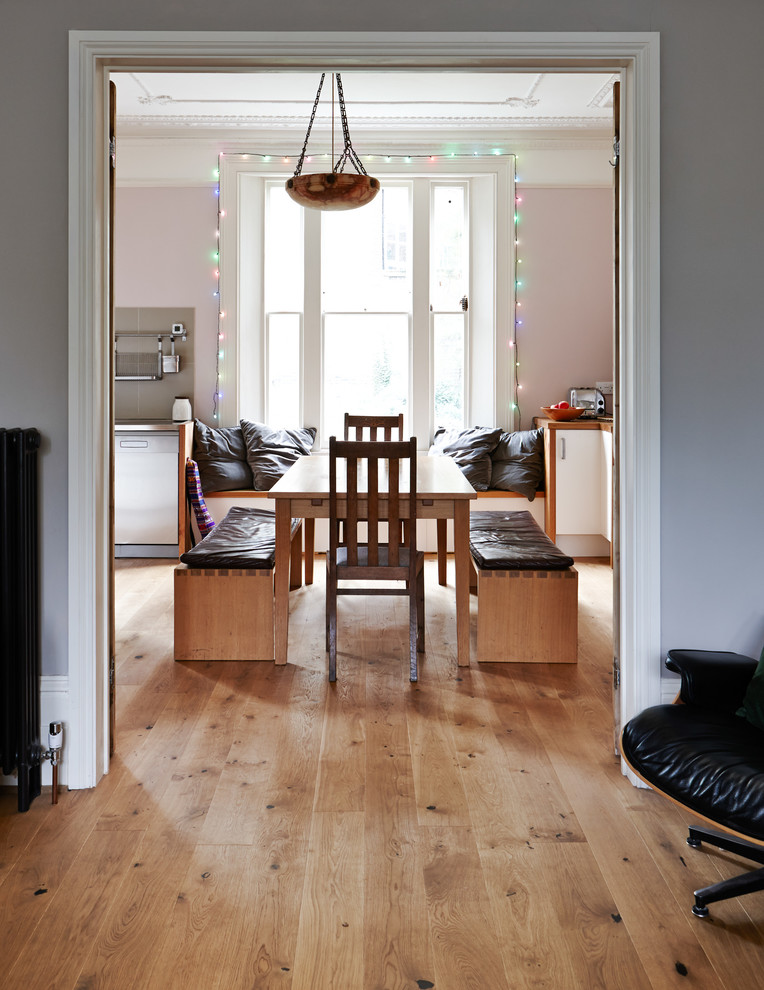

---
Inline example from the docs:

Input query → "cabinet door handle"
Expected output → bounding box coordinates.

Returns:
[560,437,566,460]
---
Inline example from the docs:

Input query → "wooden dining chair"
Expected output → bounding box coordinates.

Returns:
[343,412,405,442]
[326,436,424,683]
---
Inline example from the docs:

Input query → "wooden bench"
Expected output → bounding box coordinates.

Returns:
[469,510,578,663]
[174,506,302,662]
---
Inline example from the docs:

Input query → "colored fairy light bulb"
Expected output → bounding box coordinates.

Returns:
[263,155,271,162]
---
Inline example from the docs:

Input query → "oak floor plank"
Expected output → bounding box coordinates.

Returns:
[482,840,653,990]
[72,824,200,989]
[3,829,144,990]
[444,665,586,844]
[0,773,128,975]
[208,665,327,988]
[421,824,510,989]
[363,655,437,990]
[143,843,252,988]
[291,810,366,990]
[314,607,368,812]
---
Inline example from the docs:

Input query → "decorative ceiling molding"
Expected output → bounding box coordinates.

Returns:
[117,113,611,131]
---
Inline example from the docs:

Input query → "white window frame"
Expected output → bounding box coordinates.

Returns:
[219,155,514,446]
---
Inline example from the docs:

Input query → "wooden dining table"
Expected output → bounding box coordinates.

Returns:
[268,453,477,667]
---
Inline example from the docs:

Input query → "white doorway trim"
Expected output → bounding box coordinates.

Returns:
[68,31,660,788]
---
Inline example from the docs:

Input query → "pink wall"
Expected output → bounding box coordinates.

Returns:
[515,186,614,429]
[114,186,220,423]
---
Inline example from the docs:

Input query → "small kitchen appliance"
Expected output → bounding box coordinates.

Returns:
[568,387,605,418]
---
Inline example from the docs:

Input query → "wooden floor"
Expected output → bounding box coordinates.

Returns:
[1,558,763,989]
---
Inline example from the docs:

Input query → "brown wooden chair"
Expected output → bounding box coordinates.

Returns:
[326,436,424,683]
[343,412,405,442]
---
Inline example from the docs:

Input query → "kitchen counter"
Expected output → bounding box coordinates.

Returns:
[115,420,191,432]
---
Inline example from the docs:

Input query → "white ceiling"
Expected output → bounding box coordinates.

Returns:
[114,70,616,139]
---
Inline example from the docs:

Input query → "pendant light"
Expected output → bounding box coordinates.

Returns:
[285,73,380,211]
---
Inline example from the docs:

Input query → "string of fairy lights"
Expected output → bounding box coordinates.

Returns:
[211,150,523,427]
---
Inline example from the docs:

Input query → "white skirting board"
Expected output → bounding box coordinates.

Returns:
[0,675,70,790]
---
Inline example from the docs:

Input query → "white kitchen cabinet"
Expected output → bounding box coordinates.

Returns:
[554,428,603,535]
[541,420,613,557]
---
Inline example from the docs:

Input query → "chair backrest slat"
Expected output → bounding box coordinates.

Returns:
[343,413,404,442]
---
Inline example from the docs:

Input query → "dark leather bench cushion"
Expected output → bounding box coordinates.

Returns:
[179,506,299,570]
[469,510,574,570]
[621,703,764,842]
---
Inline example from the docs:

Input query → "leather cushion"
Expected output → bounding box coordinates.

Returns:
[621,704,764,841]
[240,420,317,491]
[469,510,574,570]
[193,420,253,493]
[489,428,545,499]
[429,426,502,491]
[179,506,299,569]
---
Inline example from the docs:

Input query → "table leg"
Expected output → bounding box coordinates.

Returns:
[453,501,471,667]
[437,518,448,586]
[304,518,315,586]
[274,500,292,664]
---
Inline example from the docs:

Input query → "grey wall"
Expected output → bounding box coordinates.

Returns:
[2,1,763,679]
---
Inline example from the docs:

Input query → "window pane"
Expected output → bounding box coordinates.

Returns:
[265,184,303,312]
[433,314,464,430]
[323,314,408,441]
[267,314,300,427]
[431,185,467,312]
[322,184,411,313]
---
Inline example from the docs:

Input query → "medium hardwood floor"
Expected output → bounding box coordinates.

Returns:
[1,557,763,989]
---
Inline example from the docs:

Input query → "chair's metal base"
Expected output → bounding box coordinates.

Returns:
[686,826,764,917]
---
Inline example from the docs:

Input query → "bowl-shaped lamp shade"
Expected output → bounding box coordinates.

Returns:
[285,172,380,211]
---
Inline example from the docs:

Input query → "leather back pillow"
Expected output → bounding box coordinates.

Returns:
[192,419,253,493]
[240,420,317,490]
[429,426,502,491]
[489,428,545,500]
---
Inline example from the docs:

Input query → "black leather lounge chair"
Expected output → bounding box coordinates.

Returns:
[621,648,764,918]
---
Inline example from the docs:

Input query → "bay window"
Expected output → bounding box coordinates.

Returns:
[219,156,514,446]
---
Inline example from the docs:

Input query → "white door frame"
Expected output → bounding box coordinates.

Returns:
[68,31,660,788]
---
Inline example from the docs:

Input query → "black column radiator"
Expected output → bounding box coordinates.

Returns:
[0,428,42,811]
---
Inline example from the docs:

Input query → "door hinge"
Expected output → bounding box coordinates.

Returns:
[109,658,115,688]
[613,656,621,690]
[609,137,620,168]
[109,136,116,170]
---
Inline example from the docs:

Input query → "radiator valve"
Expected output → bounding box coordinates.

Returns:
[43,722,63,804]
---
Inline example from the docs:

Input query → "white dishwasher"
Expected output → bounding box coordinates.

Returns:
[115,430,179,557]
